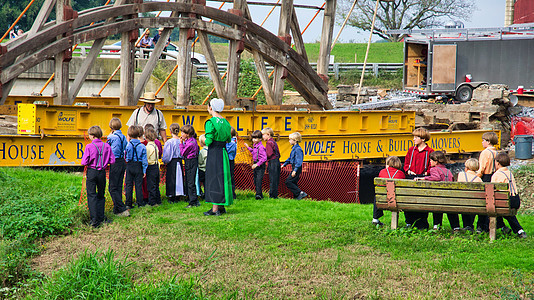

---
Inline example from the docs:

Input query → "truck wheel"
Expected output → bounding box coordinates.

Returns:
[455,85,473,102]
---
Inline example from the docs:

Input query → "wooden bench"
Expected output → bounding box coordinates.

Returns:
[374,178,517,241]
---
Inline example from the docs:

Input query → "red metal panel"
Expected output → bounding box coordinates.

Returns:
[514,0,534,24]
[234,161,361,203]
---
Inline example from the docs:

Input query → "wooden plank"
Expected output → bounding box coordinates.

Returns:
[376,201,514,216]
[432,44,456,84]
[317,0,336,76]
[225,0,243,105]
[120,4,136,106]
[54,0,71,105]
[197,30,225,100]
[271,0,293,104]
[376,195,510,208]
[374,178,509,191]
[1,5,139,66]
[391,211,398,229]
[0,0,57,104]
[290,7,308,62]
[134,12,176,102]
[176,28,193,105]
[375,186,510,200]
[1,19,139,84]
[68,38,106,103]
[241,0,275,104]
[489,217,496,241]
[244,35,328,107]
[252,50,275,104]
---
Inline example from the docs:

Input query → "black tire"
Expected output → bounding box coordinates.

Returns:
[191,58,200,65]
[455,85,473,102]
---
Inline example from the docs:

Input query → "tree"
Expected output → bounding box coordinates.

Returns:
[337,0,476,42]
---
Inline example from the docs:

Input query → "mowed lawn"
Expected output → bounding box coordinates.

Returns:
[33,183,534,299]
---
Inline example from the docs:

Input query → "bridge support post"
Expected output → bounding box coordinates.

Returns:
[226,0,244,106]
[54,0,71,105]
[317,0,336,78]
[120,0,137,106]
[272,0,293,105]
[176,0,193,106]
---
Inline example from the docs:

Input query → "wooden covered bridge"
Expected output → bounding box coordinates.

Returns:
[0,0,337,109]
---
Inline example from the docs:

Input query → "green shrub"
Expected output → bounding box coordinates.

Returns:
[31,250,133,299]
[0,236,38,288]
[30,250,203,299]
[0,168,82,291]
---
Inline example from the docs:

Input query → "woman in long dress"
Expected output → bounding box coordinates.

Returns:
[204,98,233,216]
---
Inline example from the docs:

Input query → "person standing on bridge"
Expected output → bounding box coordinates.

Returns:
[127,92,167,143]
[152,27,170,59]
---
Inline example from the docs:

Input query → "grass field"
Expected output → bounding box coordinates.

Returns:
[102,41,404,63]
[1,167,533,299]
[194,42,404,63]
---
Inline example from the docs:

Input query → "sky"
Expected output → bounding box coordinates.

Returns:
[202,0,507,43]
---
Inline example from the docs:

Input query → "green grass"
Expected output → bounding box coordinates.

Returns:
[0,168,83,293]
[29,250,203,300]
[305,42,404,63]
[193,42,404,64]
[1,167,533,299]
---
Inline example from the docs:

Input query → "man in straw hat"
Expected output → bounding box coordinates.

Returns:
[126,92,168,142]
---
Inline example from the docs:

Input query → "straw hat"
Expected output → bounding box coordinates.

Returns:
[140,92,162,103]
[158,27,164,31]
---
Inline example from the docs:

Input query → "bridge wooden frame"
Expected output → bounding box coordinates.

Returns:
[0,0,336,109]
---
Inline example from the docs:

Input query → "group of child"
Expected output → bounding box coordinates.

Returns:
[82,117,307,227]
[83,118,525,238]
[372,129,527,239]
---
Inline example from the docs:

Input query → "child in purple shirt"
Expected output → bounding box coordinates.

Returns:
[81,125,115,228]
[415,151,460,231]
[245,130,267,199]
[180,124,200,208]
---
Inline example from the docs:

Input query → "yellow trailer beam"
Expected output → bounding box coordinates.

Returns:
[0,129,496,167]
[4,95,163,107]
[18,103,416,136]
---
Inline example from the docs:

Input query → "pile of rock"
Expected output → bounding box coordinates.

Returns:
[0,115,17,134]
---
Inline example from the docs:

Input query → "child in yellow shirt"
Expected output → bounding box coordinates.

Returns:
[457,158,482,233]
[491,152,526,238]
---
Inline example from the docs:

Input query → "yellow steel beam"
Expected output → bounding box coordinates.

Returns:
[0,135,88,167]
[3,95,163,107]
[17,103,416,137]
[0,130,497,167]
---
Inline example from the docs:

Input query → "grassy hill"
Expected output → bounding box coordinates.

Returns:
[1,167,533,299]
[170,42,404,63]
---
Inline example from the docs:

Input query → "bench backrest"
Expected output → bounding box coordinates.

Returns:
[374,178,516,216]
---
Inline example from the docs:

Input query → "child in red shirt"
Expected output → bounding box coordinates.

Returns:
[403,127,434,229]
[373,156,405,226]
[262,127,281,199]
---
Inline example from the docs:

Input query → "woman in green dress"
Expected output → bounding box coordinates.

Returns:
[204,98,233,216]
